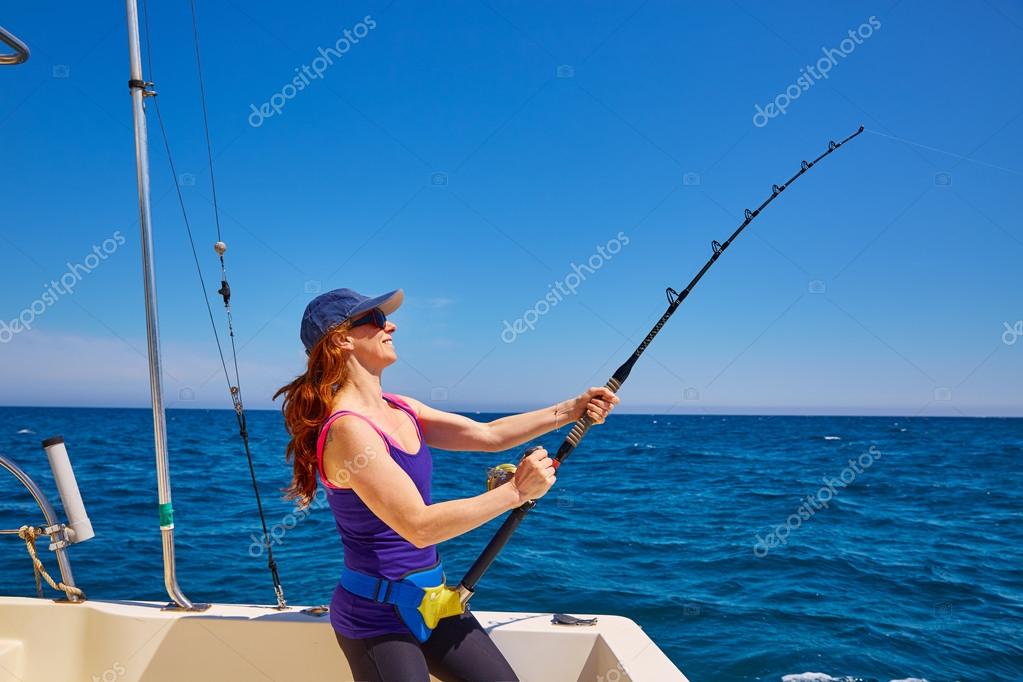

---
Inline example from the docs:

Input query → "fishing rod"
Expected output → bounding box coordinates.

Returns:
[456,125,865,605]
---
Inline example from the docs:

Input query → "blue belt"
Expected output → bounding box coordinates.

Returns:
[340,559,464,642]
[340,566,433,609]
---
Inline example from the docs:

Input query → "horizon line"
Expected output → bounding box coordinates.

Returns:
[0,403,1019,419]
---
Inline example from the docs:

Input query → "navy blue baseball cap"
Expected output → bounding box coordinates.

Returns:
[300,287,404,354]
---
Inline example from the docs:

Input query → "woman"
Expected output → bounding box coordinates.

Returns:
[274,287,618,682]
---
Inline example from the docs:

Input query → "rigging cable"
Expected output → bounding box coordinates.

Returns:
[139,0,287,609]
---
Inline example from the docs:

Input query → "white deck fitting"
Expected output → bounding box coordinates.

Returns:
[0,596,687,681]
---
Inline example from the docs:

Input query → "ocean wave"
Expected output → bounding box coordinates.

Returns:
[780,674,930,682]
[746,489,790,498]
[780,673,863,682]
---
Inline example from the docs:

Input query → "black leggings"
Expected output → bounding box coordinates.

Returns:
[335,609,520,682]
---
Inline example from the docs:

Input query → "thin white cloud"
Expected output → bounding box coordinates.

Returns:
[0,330,298,409]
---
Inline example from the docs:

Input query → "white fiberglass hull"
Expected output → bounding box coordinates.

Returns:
[0,596,687,681]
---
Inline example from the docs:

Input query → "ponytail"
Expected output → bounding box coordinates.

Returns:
[272,324,352,508]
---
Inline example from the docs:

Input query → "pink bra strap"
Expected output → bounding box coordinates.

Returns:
[381,391,412,412]
[382,393,423,441]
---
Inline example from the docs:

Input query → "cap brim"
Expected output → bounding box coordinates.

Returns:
[348,289,404,320]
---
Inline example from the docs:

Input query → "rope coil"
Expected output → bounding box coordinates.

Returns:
[17,525,85,601]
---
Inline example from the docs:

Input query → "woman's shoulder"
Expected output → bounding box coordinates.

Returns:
[324,410,383,439]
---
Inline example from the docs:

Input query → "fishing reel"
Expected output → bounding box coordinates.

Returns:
[485,445,545,491]
[486,463,517,491]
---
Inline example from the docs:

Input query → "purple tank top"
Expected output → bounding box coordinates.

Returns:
[315,392,438,638]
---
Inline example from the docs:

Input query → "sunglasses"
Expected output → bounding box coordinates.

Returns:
[349,308,387,329]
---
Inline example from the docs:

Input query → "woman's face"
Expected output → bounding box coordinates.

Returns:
[345,314,398,370]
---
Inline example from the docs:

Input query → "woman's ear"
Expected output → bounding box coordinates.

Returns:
[333,334,355,352]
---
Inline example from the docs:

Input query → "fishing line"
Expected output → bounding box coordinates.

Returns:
[457,126,866,604]
[865,128,1021,176]
[139,0,286,609]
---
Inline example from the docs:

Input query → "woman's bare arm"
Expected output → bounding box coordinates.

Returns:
[322,415,552,548]
[397,387,618,453]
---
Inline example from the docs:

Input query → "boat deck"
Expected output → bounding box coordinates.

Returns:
[0,596,687,681]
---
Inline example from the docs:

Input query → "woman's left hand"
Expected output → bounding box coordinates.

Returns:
[570,386,620,425]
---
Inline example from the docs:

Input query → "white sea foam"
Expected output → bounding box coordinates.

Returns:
[781,675,929,682]
[824,435,841,440]
[16,428,33,434]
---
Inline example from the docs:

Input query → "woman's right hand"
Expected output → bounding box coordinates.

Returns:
[511,447,556,505]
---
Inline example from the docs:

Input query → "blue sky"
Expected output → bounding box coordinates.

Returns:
[1,1,1020,416]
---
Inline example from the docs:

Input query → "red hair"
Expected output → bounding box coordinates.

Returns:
[272,323,352,508]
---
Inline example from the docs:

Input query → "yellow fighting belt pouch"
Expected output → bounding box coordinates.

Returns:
[340,558,464,642]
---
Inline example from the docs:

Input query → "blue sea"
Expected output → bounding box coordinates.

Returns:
[1,407,1020,681]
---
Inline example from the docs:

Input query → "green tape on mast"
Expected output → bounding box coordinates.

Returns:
[159,502,174,530]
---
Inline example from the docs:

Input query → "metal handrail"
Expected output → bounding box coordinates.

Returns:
[0,25,30,65]
[0,453,82,601]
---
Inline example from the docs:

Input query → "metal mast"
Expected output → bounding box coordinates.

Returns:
[124,0,205,611]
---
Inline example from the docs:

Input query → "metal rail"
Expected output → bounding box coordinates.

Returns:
[0,454,82,601]
[0,25,30,65]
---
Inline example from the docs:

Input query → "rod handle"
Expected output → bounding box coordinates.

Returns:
[42,436,94,543]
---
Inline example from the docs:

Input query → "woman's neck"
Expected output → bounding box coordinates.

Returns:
[333,363,387,412]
